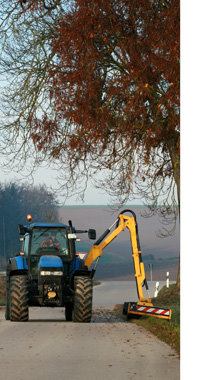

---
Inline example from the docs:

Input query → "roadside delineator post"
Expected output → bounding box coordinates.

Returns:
[154,281,159,297]
[166,272,169,288]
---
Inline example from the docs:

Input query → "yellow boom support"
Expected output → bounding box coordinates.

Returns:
[85,210,171,320]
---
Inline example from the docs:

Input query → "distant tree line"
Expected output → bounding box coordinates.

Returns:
[0,182,58,267]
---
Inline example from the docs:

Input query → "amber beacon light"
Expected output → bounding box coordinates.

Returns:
[27,214,32,222]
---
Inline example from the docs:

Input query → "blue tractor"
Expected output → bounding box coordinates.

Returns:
[5,215,96,322]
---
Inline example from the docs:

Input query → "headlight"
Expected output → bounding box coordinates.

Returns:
[40,270,63,276]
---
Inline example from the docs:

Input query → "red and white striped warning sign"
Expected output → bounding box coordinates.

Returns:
[127,302,171,319]
[135,306,170,316]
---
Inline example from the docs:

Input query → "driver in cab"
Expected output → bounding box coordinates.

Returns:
[41,232,61,250]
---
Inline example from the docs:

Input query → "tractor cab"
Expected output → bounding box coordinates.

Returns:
[19,222,76,278]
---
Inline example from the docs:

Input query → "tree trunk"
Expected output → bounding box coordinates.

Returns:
[169,146,180,289]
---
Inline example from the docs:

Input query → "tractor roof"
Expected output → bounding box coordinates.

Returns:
[30,222,70,229]
[18,222,75,235]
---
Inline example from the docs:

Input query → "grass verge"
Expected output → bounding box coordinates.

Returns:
[114,284,180,355]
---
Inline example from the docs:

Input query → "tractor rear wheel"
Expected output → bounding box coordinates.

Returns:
[10,275,29,322]
[72,276,93,322]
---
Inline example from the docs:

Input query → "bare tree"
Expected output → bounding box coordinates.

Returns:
[0,1,180,257]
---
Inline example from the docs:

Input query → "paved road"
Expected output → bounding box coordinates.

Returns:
[0,281,179,380]
[93,280,175,306]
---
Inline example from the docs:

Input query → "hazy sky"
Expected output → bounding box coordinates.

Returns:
[0,160,140,206]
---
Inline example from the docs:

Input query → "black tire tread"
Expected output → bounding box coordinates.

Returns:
[10,275,29,322]
[72,276,93,323]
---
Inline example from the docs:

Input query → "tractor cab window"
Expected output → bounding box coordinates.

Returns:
[30,228,69,255]
[24,234,30,256]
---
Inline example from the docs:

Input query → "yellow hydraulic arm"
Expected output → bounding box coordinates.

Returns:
[85,209,151,305]
[85,209,171,320]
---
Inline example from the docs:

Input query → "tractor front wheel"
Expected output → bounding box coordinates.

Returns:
[72,276,93,323]
[10,275,29,322]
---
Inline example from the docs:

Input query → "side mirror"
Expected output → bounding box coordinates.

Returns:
[18,224,27,235]
[88,229,96,240]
